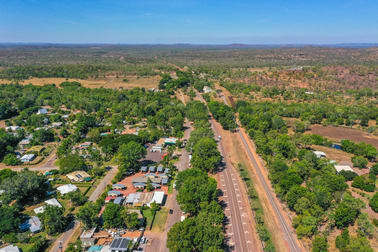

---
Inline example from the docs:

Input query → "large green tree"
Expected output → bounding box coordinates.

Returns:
[191,137,221,173]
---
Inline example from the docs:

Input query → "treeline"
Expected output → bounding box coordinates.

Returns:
[158,71,193,92]
[208,101,237,131]
[0,65,109,80]
[166,100,225,251]
[240,100,377,128]
[167,169,224,251]
[237,101,375,251]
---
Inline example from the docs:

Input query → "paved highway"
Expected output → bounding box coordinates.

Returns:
[220,93,302,252]
[196,92,258,252]
[238,129,302,252]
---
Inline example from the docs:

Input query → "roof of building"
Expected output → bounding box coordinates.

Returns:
[57,184,78,195]
[149,166,156,171]
[80,227,97,239]
[19,139,30,145]
[114,197,124,205]
[29,216,42,233]
[33,206,46,214]
[20,154,36,161]
[0,245,20,252]
[157,165,164,172]
[161,178,168,184]
[164,138,177,144]
[66,171,91,182]
[109,237,131,251]
[149,191,165,206]
[45,198,62,208]
[140,166,148,172]
[107,190,122,196]
[334,165,354,173]
[88,246,103,252]
[112,184,126,189]
[313,151,326,157]
[37,108,48,114]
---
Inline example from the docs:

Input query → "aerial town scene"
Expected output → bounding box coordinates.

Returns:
[0,1,377,252]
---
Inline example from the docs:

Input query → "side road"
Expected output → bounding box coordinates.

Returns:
[49,166,118,252]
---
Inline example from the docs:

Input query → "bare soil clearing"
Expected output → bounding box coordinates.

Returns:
[0,75,160,89]
[309,125,378,148]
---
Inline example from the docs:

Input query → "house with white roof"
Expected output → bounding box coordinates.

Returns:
[147,191,165,207]
[0,245,21,252]
[334,165,354,173]
[57,184,78,195]
[20,154,36,162]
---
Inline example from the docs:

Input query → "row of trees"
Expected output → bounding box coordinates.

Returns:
[236,101,375,251]
[208,101,237,131]
[168,169,224,251]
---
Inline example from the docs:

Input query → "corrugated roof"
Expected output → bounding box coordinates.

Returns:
[110,238,130,251]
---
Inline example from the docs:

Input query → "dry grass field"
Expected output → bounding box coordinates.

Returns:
[0,75,160,89]
[309,124,378,148]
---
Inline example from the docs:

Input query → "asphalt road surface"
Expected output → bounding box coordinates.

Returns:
[238,129,302,252]
[220,93,302,252]
[195,92,257,251]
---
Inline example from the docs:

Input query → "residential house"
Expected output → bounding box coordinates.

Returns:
[5,126,20,132]
[37,108,48,115]
[57,184,78,195]
[19,216,42,233]
[334,164,354,173]
[20,154,36,162]
[148,191,165,207]
[0,245,20,252]
[108,190,123,197]
[203,86,213,93]
[66,171,91,182]
[45,198,62,208]
[112,184,126,190]
[80,227,97,248]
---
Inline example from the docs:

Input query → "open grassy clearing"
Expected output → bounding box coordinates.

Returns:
[0,75,160,89]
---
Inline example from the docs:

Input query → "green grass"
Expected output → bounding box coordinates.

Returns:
[168,180,175,194]
[152,208,168,232]
[142,208,169,231]
[142,209,154,229]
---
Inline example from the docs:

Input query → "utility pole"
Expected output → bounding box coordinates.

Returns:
[58,241,63,252]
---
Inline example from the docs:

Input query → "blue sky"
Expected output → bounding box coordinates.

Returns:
[1,0,377,44]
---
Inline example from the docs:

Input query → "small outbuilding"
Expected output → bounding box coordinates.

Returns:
[140,166,148,172]
[313,151,326,159]
[112,184,126,190]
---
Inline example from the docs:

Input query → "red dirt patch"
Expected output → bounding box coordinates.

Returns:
[309,125,378,148]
